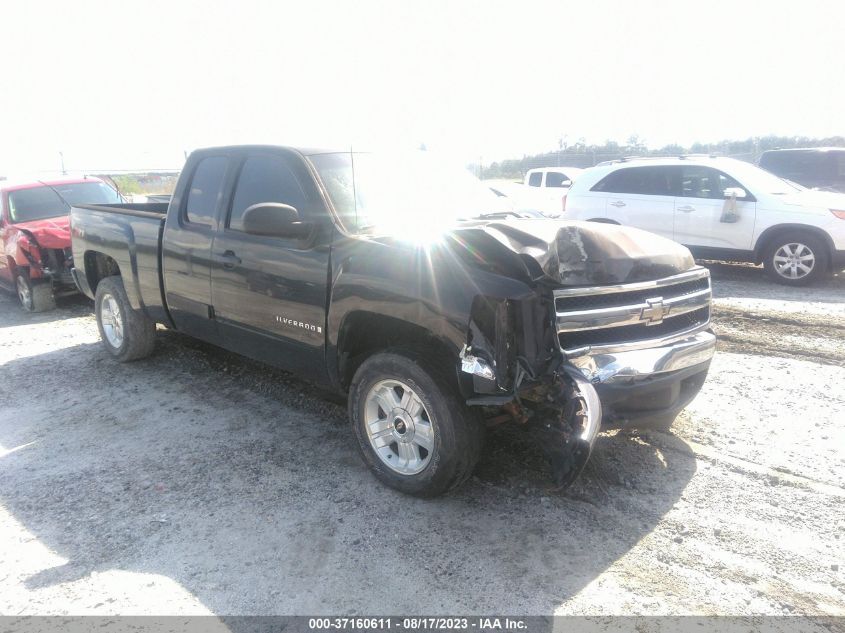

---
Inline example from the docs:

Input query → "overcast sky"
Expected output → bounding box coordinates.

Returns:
[1,0,842,174]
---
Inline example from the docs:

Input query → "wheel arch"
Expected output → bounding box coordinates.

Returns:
[753,224,835,266]
[83,251,122,296]
[335,311,459,393]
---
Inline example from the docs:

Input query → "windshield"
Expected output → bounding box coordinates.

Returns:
[7,181,121,222]
[729,161,804,195]
[308,152,511,235]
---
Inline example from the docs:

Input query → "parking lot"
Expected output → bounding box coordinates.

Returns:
[0,264,842,617]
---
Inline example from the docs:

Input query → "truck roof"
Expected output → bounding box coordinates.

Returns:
[193,144,350,157]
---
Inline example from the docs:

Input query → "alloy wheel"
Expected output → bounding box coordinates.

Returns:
[100,293,125,348]
[773,242,815,280]
[363,379,435,475]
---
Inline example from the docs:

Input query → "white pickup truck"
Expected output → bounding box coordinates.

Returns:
[523,167,584,215]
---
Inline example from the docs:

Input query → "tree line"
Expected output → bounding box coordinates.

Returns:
[473,135,845,180]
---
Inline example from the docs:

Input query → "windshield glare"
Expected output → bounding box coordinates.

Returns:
[7,181,121,222]
[308,152,510,235]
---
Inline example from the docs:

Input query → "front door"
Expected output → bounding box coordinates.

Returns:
[672,165,757,250]
[210,150,331,381]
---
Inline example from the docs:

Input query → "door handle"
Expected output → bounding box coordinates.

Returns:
[677,205,695,213]
[609,200,626,208]
[218,250,241,269]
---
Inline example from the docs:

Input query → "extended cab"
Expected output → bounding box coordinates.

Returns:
[70,146,715,496]
[0,176,122,311]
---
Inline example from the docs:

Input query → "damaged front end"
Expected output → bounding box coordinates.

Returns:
[461,338,602,489]
[452,219,711,489]
[461,338,601,488]
[458,288,603,489]
[12,228,76,292]
[517,364,602,488]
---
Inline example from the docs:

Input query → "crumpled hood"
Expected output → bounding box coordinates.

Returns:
[12,216,71,249]
[450,219,695,286]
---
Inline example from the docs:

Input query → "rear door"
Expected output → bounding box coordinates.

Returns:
[210,149,331,380]
[672,165,756,250]
[161,153,233,342]
[592,165,678,240]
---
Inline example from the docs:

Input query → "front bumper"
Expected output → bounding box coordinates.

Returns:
[568,330,716,428]
[568,330,716,384]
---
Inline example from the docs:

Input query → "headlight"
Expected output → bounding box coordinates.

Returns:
[830,209,845,219]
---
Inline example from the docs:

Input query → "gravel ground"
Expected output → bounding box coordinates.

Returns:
[0,263,843,618]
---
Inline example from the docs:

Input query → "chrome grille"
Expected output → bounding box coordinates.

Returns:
[554,267,712,354]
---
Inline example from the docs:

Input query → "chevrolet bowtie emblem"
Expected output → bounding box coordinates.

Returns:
[640,297,671,325]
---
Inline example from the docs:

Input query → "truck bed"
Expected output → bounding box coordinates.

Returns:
[70,202,171,325]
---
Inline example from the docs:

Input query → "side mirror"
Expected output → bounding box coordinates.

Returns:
[561,179,572,188]
[241,203,312,238]
[723,187,747,200]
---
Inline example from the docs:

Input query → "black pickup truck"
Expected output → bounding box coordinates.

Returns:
[70,145,715,496]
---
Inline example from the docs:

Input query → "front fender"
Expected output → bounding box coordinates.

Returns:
[8,229,44,274]
[326,234,538,392]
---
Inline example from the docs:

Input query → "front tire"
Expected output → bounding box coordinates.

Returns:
[16,270,56,312]
[95,276,156,362]
[349,350,483,497]
[763,233,828,286]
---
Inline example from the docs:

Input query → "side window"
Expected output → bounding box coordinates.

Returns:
[716,172,744,195]
[545,172,570,187]
[527,172,542,187]
[228,154,309,232]
[592,166,676,196]
[681,166,741,199]
[185,156,228,226]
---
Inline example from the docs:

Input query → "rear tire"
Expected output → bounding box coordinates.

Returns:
[95,276,156,362]
[16,270,56,312]
[763,233,829,286]
[349,350,483,497]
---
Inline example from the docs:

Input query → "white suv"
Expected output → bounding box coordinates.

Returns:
[563,156,845,285]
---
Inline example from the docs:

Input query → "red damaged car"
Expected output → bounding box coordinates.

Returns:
[0,176,121,311]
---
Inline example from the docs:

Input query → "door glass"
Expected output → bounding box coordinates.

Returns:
[527,172,542,187]
[680,166,742,199]
[592,166,676,196]
[185,156,228,226]
[545,172,569,187]
[228,155,309,232]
